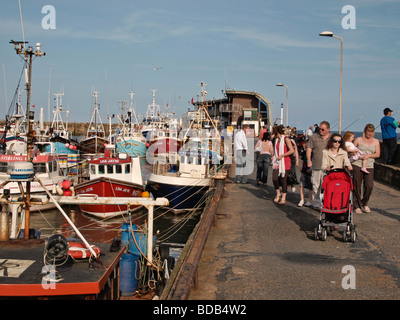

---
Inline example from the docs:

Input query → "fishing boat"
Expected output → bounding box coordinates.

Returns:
[74,144,145,218]
[47,91,79,175]
[0,141,67,211]
[146,82,222,213]
[114,92,147,157]
[79,90,107,155]
[141,89,164,142]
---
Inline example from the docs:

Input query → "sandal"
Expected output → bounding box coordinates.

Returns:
[364,206,371,213]
[273,195,281,203]
[278,199,286,205]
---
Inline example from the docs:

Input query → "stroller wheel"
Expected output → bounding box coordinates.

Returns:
[350,226,357,243]
[314,227,319,240]
[343,224,351,242]
[342,230,348,242]
[321,227,327,241]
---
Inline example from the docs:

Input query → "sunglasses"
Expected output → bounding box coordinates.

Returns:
[333,139,342,143]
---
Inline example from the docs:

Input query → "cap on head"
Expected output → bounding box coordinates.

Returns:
[384,107,393,115]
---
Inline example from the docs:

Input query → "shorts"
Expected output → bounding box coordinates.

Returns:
[300,172,312,190]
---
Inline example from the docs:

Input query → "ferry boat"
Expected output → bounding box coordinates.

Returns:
[74,145,145,218]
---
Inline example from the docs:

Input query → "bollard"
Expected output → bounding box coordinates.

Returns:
[0,204,9,241]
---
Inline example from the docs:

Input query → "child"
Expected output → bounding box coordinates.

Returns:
[343,131,369,174]
[297,140,312,207]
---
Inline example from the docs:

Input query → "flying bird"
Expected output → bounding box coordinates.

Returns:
[152,64,163,71]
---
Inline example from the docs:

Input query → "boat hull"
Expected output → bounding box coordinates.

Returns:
[74,177,144,218]
[79,136,107,155]
[147,173,210,212]
[149,137,181,156]
[115,137,147,157]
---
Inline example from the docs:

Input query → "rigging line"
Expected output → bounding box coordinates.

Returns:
[2,65,7,109]
[18,0,25,46]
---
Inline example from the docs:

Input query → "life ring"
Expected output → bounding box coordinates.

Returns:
[68,242,101,259]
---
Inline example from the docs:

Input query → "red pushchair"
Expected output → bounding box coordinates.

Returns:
[314,169,357,242]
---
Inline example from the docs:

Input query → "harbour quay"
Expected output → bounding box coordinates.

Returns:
[181,155,400,300]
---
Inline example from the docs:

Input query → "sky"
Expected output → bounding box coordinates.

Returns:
[0,0,399,132]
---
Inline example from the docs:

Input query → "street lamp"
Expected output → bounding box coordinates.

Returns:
[319,31,343,134]
[276,83,288,127]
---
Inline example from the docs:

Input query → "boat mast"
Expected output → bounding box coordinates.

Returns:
[10,40,45,239]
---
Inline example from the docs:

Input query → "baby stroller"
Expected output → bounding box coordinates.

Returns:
[314,169,357,242]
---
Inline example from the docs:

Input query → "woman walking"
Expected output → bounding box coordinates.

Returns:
[352,124,380,213]
[272,125,294,205]
[255,132,274,186]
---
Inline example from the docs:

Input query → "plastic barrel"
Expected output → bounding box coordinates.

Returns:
[120,253,140,296]
[121,223,155,256]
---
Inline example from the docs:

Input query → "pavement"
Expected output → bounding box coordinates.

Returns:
[189,162,400,300]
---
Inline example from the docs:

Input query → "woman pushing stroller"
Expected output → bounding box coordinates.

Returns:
[322,133,353,172]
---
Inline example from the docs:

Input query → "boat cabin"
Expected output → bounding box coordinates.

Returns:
[88,153,144,185]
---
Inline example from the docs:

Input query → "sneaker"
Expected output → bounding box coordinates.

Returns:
[361,168,369,174]
[304,201,312,207]
[298,200,304,207]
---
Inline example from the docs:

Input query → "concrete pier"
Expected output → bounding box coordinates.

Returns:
[189,162,400,300]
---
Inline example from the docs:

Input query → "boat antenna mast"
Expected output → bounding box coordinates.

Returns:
[9,40,45,239]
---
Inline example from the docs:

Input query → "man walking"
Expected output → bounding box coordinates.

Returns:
[306,121,331,209]
[380,108,399,164]
[234,124,249,183]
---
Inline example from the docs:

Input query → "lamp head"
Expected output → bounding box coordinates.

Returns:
[319,31,334,37]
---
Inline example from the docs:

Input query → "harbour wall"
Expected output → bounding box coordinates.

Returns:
[374,142,400,188]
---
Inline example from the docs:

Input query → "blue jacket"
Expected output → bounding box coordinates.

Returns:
[380,116,399,139]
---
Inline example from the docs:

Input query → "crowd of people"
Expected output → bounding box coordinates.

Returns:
[234,107,399,214]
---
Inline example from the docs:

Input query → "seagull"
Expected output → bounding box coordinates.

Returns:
[152,64,163,71]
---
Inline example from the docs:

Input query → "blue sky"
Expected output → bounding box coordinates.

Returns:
[0,0,399,132]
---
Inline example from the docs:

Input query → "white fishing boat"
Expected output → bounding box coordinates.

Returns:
[47,91,79,174]
[147,82,222,213]
[0,141,67,211]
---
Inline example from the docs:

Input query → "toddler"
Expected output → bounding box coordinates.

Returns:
[343,131,369,174]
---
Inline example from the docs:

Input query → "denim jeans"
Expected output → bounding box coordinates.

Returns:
[256,153,271,184]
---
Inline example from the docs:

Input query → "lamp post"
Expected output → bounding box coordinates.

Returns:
[276,83,288,126]
[319,31,343,134]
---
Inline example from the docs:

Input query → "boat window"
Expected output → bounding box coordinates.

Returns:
[116,164,122,174]
[0,162,7,173]
[90,165,96,175]
[125,164,130,174]
[48,162,52,172]
[34,163,46,173]
[107,165,113,174]
[53,161,58,171]
[98,165,104,174]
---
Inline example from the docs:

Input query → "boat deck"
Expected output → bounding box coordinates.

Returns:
[0,239,124,299]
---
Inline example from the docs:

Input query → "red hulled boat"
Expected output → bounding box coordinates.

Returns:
[74,145,145,218]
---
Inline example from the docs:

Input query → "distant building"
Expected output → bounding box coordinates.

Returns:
[190,89,272,137]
